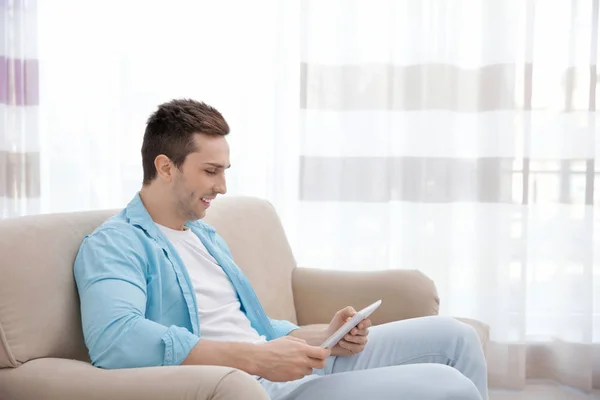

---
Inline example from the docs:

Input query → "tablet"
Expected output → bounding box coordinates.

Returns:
[320,300,382,349]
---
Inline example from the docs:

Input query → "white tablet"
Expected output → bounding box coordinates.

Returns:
[320,300,382,349]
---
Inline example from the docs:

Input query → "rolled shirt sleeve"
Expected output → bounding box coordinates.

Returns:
[269,318,300,338]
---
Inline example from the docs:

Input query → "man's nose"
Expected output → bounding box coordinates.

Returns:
[214,176,227,195]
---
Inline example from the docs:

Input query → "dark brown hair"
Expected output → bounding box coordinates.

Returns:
[141,99,229,185]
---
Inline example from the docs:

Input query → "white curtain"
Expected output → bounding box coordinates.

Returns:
[37,0,599,394]
[1,0,39,218]
[297,0,600,393]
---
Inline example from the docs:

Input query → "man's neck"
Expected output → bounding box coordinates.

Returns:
[139,185,187,231]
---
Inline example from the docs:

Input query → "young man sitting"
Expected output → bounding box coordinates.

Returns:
[74,99,488,400]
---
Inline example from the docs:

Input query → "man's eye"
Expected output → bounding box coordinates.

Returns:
[205,170,217,175]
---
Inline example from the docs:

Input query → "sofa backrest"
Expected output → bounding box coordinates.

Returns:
[0,196,298,368]
[0,209,116,367]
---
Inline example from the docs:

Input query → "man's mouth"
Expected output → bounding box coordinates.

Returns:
[200,197,214,208]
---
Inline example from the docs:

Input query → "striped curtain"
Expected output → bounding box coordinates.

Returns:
[298,0,599,393]
[0,0,39,218]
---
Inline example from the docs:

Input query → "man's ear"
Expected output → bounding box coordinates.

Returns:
[154,155,173,182]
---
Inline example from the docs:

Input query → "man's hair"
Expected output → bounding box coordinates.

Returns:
[141,99,229,185]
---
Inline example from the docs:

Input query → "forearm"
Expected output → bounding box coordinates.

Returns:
[287,324,329,346]
[182,340,260,374]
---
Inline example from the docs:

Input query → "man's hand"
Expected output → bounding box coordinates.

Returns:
[253,336,330,382]
[327,306,372,357]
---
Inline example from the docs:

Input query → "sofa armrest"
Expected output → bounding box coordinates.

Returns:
[292,268,440,326]
[0,358,269,400]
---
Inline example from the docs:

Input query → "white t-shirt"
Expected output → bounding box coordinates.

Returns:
[157,224,267,344]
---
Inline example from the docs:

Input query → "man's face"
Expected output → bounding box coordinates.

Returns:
[171,134,230,220]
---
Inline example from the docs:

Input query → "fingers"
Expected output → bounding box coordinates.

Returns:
[306,345,330,369]
[343,333,368,345]
[285,336,330,360]
[337,339,366,354]
[308,356,328,370]
[337,306,357,320]
[349,327,368,336]
[349,319,372,336]
[360,318,373,329]
[305,344,331,360]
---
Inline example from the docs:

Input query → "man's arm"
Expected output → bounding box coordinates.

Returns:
[183,336,330,381]
[181,340,258,371]
[75,227,200,369]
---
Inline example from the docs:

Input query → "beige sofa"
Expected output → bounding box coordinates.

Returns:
[0,196,489,399]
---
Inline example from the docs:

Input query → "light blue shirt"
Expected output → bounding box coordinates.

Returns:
[74,193,298,369]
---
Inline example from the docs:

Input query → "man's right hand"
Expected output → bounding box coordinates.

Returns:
[253,336,330,382]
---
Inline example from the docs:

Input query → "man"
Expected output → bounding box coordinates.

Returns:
[74,99,488,399]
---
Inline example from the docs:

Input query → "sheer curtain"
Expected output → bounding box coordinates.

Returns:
[37,0,599,393]
[1,0,39,218]
[37,0,300,215]
[297,0,600,393]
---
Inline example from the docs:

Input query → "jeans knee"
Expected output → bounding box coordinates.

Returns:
[460,321,482,346]
[446,380,482,400]
[428,364,482,400]
[434,317,482,349]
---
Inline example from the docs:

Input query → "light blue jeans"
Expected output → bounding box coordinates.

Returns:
[259,316,488,400]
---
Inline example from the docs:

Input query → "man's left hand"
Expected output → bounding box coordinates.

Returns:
[326,306,372,357]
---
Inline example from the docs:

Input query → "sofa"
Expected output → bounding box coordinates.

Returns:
[0,196,489,399]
